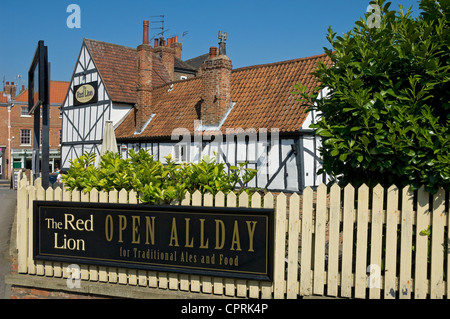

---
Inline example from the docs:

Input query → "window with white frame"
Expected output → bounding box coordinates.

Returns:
[20,129,31,145]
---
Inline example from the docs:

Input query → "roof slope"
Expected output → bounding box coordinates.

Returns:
[84,39,171,104]
[0,92,8,104]
[14,81,70,104]
[115,53,332,139]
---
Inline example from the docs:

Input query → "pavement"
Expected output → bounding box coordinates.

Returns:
[0,183,16,299]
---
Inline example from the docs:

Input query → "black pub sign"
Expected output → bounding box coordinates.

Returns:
[33,201,274,281]
[73,81,98,106]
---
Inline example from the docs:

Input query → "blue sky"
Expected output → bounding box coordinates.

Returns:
[0,0,421,86]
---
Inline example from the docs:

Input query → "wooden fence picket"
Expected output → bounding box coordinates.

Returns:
[249,192,263,298]
[190,190,202,293]
[260,192,274,299]
[16,183,28,274]
[273,192,286,299]
[299,187,313,296]
[118,189,129,285]
[178,191,191,292]
[430,189,446,299]
[341,184,355,298]
[368,184,384,299]
[35,179,45,276]
[327,184,341,296]
[27,184,36,275]
[384,185,399,299]
[286,193,300,299]
[415,186,430,299]
[80,190,90,281]
[354,184,369,299]
[225,192,237,296]
[107,189,118,284]
[313,184,327,295]
[212,191,225,296]
[44,187,55,277]
[201,193,214,294]
[98,190,109,283]
[88,188,100,282]
[399,186,414,299]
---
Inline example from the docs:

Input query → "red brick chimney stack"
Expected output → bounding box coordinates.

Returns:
[135,20,153,132]
[3,81,17,99]
[170,35,182,59]
[200,46,232,126]
[154,36,175,81]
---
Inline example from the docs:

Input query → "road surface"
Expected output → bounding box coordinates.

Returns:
[0,187,16,299]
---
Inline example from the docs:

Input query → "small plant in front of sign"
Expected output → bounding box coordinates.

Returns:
[62,149,258,204]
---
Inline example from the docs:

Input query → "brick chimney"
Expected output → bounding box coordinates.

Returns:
[170,36,182,60]
[200,46,232,126]
[135,20,153,132]
[154,38,175,81]
[3,81,17,99]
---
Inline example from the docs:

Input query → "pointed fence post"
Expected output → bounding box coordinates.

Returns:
[430,188,446,299]
[341,184,355,298]
[314,184,327,295]
[299,187,313,296]
[17,183,29,274]
[354,184,369,299]
[399,186,413,299]
[259,192,274,299]
[369,184,384,299]
[327,183,341,296]
[384,185,399,299]
[414,185,430,299]
[286,193,300,299]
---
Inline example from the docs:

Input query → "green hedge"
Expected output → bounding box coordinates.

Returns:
[62,149,258,204]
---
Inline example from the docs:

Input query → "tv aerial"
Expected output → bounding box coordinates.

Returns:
[150,15,170,45]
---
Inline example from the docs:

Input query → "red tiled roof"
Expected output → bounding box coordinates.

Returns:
[0,92,8,103]
[14,81,69,104]
[115,53,332,139]
[84,39,171,104]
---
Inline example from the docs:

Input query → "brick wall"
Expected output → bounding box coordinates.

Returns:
[200,47,232,126]
[9,105,62,150]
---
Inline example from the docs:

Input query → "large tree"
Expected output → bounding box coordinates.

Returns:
[295,0,450,193]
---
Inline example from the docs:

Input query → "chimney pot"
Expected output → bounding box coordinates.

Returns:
[143,20,149,45]
[209,47,218,59]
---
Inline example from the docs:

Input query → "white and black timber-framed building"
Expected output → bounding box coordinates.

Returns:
[61,21,332,192]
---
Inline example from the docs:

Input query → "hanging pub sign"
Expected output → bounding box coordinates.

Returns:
[33,201,274,281]
[73,81,98,106]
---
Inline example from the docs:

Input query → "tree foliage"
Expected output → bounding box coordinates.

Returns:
[294,0,450,193]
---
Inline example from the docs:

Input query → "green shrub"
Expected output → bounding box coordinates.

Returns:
[62,149,258,204]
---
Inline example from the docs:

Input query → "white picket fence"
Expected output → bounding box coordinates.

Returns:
[14,175,449,299]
